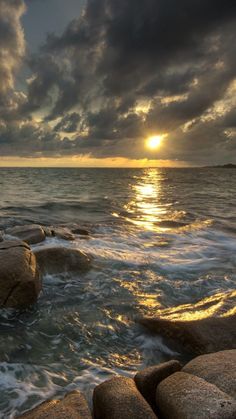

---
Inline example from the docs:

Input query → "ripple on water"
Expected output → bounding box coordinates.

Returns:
[0,168,235,416]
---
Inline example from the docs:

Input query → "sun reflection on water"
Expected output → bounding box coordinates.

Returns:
[125,169,167,230]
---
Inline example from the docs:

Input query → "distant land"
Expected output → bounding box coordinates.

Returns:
[205,163,236,168]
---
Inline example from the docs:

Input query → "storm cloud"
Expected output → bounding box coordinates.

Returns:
[0,0,236,164]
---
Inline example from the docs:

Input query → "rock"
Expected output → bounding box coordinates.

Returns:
[0,240,41,308]
[0,231,3,242]
[139,291,236,355]
[93,376,157,419]
[18,390,92,418]
[72,227,89,236]
[34,246,91,275]
[50,226,75,241]
[6,224,46,245]
[183,350,236,399]
[156,371,236,419]
[60,223,90,236]
[42,226,53,237]
[134,360,181,411]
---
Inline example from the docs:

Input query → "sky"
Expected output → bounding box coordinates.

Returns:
[0,0,236,167]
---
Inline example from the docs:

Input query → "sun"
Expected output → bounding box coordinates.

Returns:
[146,135,165,150]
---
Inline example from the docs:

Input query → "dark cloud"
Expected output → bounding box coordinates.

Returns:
[0,0,25,107]
[0,0,236,164]
[54,112,80,133]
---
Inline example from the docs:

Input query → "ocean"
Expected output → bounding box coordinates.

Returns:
[0,167,235,417]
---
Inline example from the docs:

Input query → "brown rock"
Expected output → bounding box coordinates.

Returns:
[183,350,236,398]
[6,224,46,245]
[156,371,236,419]
[60,223,90,236]
[51,226,75,241]
[93,376,157,419]
[72,227,89,236]
[18,390,92,418]
[139,291,236,355]
[42,226,53,237]
[34,246,91,275]
[134,360,181,411]
[0,240,41,308]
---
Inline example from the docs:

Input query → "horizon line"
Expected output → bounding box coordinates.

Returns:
[0,165,225,169]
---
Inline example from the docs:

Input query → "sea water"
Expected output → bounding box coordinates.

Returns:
[0,167,235,417]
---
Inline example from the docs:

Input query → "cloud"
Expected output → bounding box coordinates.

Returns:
[0,0,26,114]
[0,0,236,164]
[54,112,80,133]
[0,0,25,92]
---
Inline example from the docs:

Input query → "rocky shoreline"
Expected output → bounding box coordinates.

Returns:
[0,224,91,309]
[18,350,236,418]
[0,224,235,418]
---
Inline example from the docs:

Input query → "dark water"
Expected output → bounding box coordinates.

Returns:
[0,167,235,417]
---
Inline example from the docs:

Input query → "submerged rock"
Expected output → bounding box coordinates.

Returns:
[60,223,90,236]
[43,224,89,240]
[0,240,41,308]
[156,371,236,419]
[42,226,53,237]
[6,224,46,245]
[134,360,181,412]
[34,246,91,275]
[139,291,236,355]
[183,350,236,399]
[18,390,92,418]
[50,226,75,241]
[93,376,157,419]
[71,227,89,236]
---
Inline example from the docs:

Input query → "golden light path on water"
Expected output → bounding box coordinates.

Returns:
[116,169,170,311]
[124,169,168,230]
[112,169,217,314]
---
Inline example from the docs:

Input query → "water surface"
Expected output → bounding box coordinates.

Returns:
[0,168,235,417]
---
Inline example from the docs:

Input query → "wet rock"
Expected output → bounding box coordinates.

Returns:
[60,223,90,236]
[18,390,92,418]
[139,291,236,355]
[50,226,75,241]
[183,350,236,398]
[134,360,181,411]
[72,227,89,236]
[34,246,91,275]
[0,240,41,308]
[93,376,157,419]
[156,371,236,419]
[42,226,53,237]
[6,224,46,245]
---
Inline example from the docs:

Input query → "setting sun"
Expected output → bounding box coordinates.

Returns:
[146,135,166,150]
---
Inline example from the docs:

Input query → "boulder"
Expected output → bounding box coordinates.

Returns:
[42,226,53,237]
[6,224,46,245]
[93,376,157,419]
[72,227,89,236]
[134,360,181,411]
[183,350,236,399]
[18,390,92,418]
[34,246,91,275]
[60,223,90,236]
[156,371,236,419]
[0,240,41,308]
[139,291,236,355]
[50,226,75,241]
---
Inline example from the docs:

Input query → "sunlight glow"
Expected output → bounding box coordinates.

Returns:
[146,134,166,150]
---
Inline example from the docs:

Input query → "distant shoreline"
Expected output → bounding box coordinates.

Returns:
[203,163,236,169]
